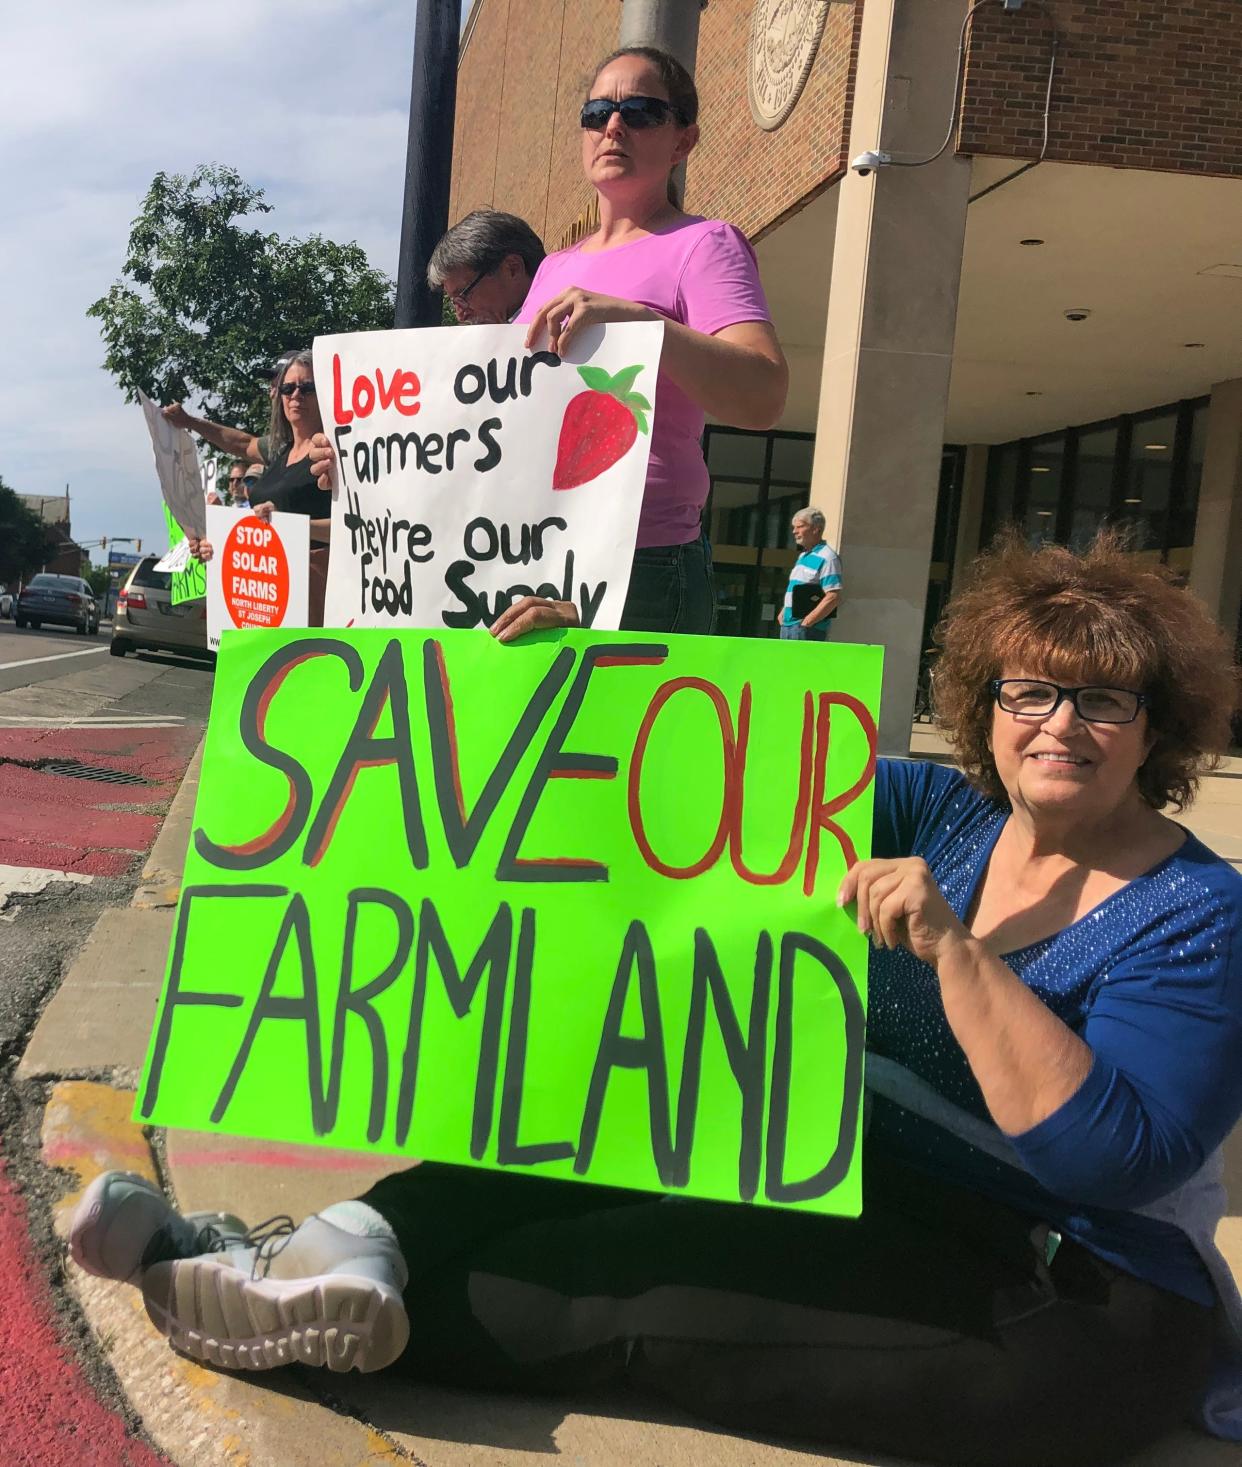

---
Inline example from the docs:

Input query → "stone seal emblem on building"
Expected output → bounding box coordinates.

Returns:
[748,0,833,131]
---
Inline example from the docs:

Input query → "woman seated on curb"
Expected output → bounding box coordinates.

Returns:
[70,535,1242,1467]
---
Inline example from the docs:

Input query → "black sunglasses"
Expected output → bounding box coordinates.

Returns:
[579,95,687,131]
[279,381,317,398]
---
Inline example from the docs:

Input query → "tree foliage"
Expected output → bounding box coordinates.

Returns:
[0,481,57,583]
[88,164,396,433]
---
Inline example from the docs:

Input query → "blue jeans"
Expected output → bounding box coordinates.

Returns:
[620,534,715,635]
[780,621,830,642]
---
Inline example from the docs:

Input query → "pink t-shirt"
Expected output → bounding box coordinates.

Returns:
[516,216,771,548]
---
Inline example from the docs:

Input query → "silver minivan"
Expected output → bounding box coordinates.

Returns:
[110,556,211,660]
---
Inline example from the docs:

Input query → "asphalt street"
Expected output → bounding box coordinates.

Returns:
[0,613,213,1465]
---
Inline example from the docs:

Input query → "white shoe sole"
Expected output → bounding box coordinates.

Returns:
[142,1258,410,1373]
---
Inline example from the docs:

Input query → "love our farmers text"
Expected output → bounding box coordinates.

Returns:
[316,324,661,631]
[137,629,882,1215]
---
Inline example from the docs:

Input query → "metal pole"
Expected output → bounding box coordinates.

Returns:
[618,1,706,202]
[395,0,462,328]
[618,0,705,70]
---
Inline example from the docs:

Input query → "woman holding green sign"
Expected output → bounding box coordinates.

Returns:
[70,535,1242,1466]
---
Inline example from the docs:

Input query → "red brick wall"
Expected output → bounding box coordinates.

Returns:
[450,0,861,249]
[687,0,859,240]
[959,0,1242,178]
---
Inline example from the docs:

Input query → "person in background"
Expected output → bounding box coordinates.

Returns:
[427,210,546,324]
[189,351,329,622]
[224,460,262,508]
[780,506,841,641]
[162,351,296,464]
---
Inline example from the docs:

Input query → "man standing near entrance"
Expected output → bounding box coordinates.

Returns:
[781,507,841,640]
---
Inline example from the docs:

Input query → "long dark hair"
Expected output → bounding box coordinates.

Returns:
[266,349,313,459]
[589,46,699,205]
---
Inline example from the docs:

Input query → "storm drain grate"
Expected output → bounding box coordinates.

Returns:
[36,758,149,787]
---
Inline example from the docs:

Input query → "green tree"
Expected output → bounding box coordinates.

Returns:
[0,481,56,583]
[85,566,110,598]
[88,164,395,433]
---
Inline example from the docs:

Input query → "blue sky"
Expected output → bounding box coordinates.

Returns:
[0,1,457,562]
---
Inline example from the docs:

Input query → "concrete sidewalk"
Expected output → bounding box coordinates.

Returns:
[21,735,1242,1466]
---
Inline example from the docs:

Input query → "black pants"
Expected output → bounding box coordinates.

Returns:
[621,534,715,635]
[358,1155,1213,1467]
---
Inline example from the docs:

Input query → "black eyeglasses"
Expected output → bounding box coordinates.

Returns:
[579,95,687,131]
[991,679,1148,726]
[279,381,317,398]
[445,268,490,307]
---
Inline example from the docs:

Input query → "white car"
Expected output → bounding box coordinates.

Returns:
[0,591,13,619]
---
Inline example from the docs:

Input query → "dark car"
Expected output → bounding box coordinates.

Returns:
[15,574,100,634]
[110,556,210,660]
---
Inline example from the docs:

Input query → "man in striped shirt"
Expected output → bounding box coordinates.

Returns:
[780,507,842,641]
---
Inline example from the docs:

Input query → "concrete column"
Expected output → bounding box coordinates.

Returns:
[809,0,972,753]
[1188,379,1242,637]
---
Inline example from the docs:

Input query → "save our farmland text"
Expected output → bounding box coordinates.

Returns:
[140,632,879,1210]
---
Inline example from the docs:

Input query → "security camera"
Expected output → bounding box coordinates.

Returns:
[1063,308,1092,322]
[851,150,891,177]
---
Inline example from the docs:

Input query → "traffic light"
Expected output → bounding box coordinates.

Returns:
[136,539,142,552]
[100,536,108,550]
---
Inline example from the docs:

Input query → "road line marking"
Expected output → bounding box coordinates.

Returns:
[0,647,111,672]
[0,714,186,724]
[0,715,186,727]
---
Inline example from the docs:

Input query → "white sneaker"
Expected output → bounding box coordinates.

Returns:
[68,1171,248,1283]
[141,1208,410,1374]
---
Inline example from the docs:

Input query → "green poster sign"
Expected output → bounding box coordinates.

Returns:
[162,504,206,604]
[137,628,881,1215]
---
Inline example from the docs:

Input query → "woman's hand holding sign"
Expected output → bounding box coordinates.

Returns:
[309,432,335,491]
[490,594,581,644]
[524,288,656,358]
[837,858,966,967]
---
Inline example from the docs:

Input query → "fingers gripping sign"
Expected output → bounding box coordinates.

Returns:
[524,288,657,358]
[837,858,967,965]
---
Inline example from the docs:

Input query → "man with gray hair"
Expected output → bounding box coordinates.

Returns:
[780,507,842,641]
[428,209,545,324]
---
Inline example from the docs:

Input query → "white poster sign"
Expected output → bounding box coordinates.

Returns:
[314,321,662,631]
[204,505,310,653]
[138,390,206,537]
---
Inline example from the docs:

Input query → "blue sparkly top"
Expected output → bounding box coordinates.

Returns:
[867,758,1242,1308]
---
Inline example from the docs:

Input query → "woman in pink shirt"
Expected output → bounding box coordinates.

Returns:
[520,45,789,635]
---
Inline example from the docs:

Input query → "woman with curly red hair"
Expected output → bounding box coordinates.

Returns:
[70,539,1242,1466]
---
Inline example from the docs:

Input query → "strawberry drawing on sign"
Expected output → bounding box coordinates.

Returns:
[552,364,651,490]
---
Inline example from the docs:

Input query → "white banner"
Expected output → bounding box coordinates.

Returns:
[314,321,662,630]
[138,390,206,537]
[204,505,310,653]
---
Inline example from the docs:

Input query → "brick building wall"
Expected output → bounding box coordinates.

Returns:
[959,0,1242,178]
[450,0,861,250]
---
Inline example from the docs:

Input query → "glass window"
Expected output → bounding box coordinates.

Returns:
[1069,425,1118,550]
[1119,412,1177,553]
[983,444,1021,538]
[706,430,766,479]
[707,479,764,549]
[1022,436,1064,545]
[769,436,813,484]
[1168,403,1208,556]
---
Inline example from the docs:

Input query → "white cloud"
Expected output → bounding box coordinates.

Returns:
[0,0,426,559]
